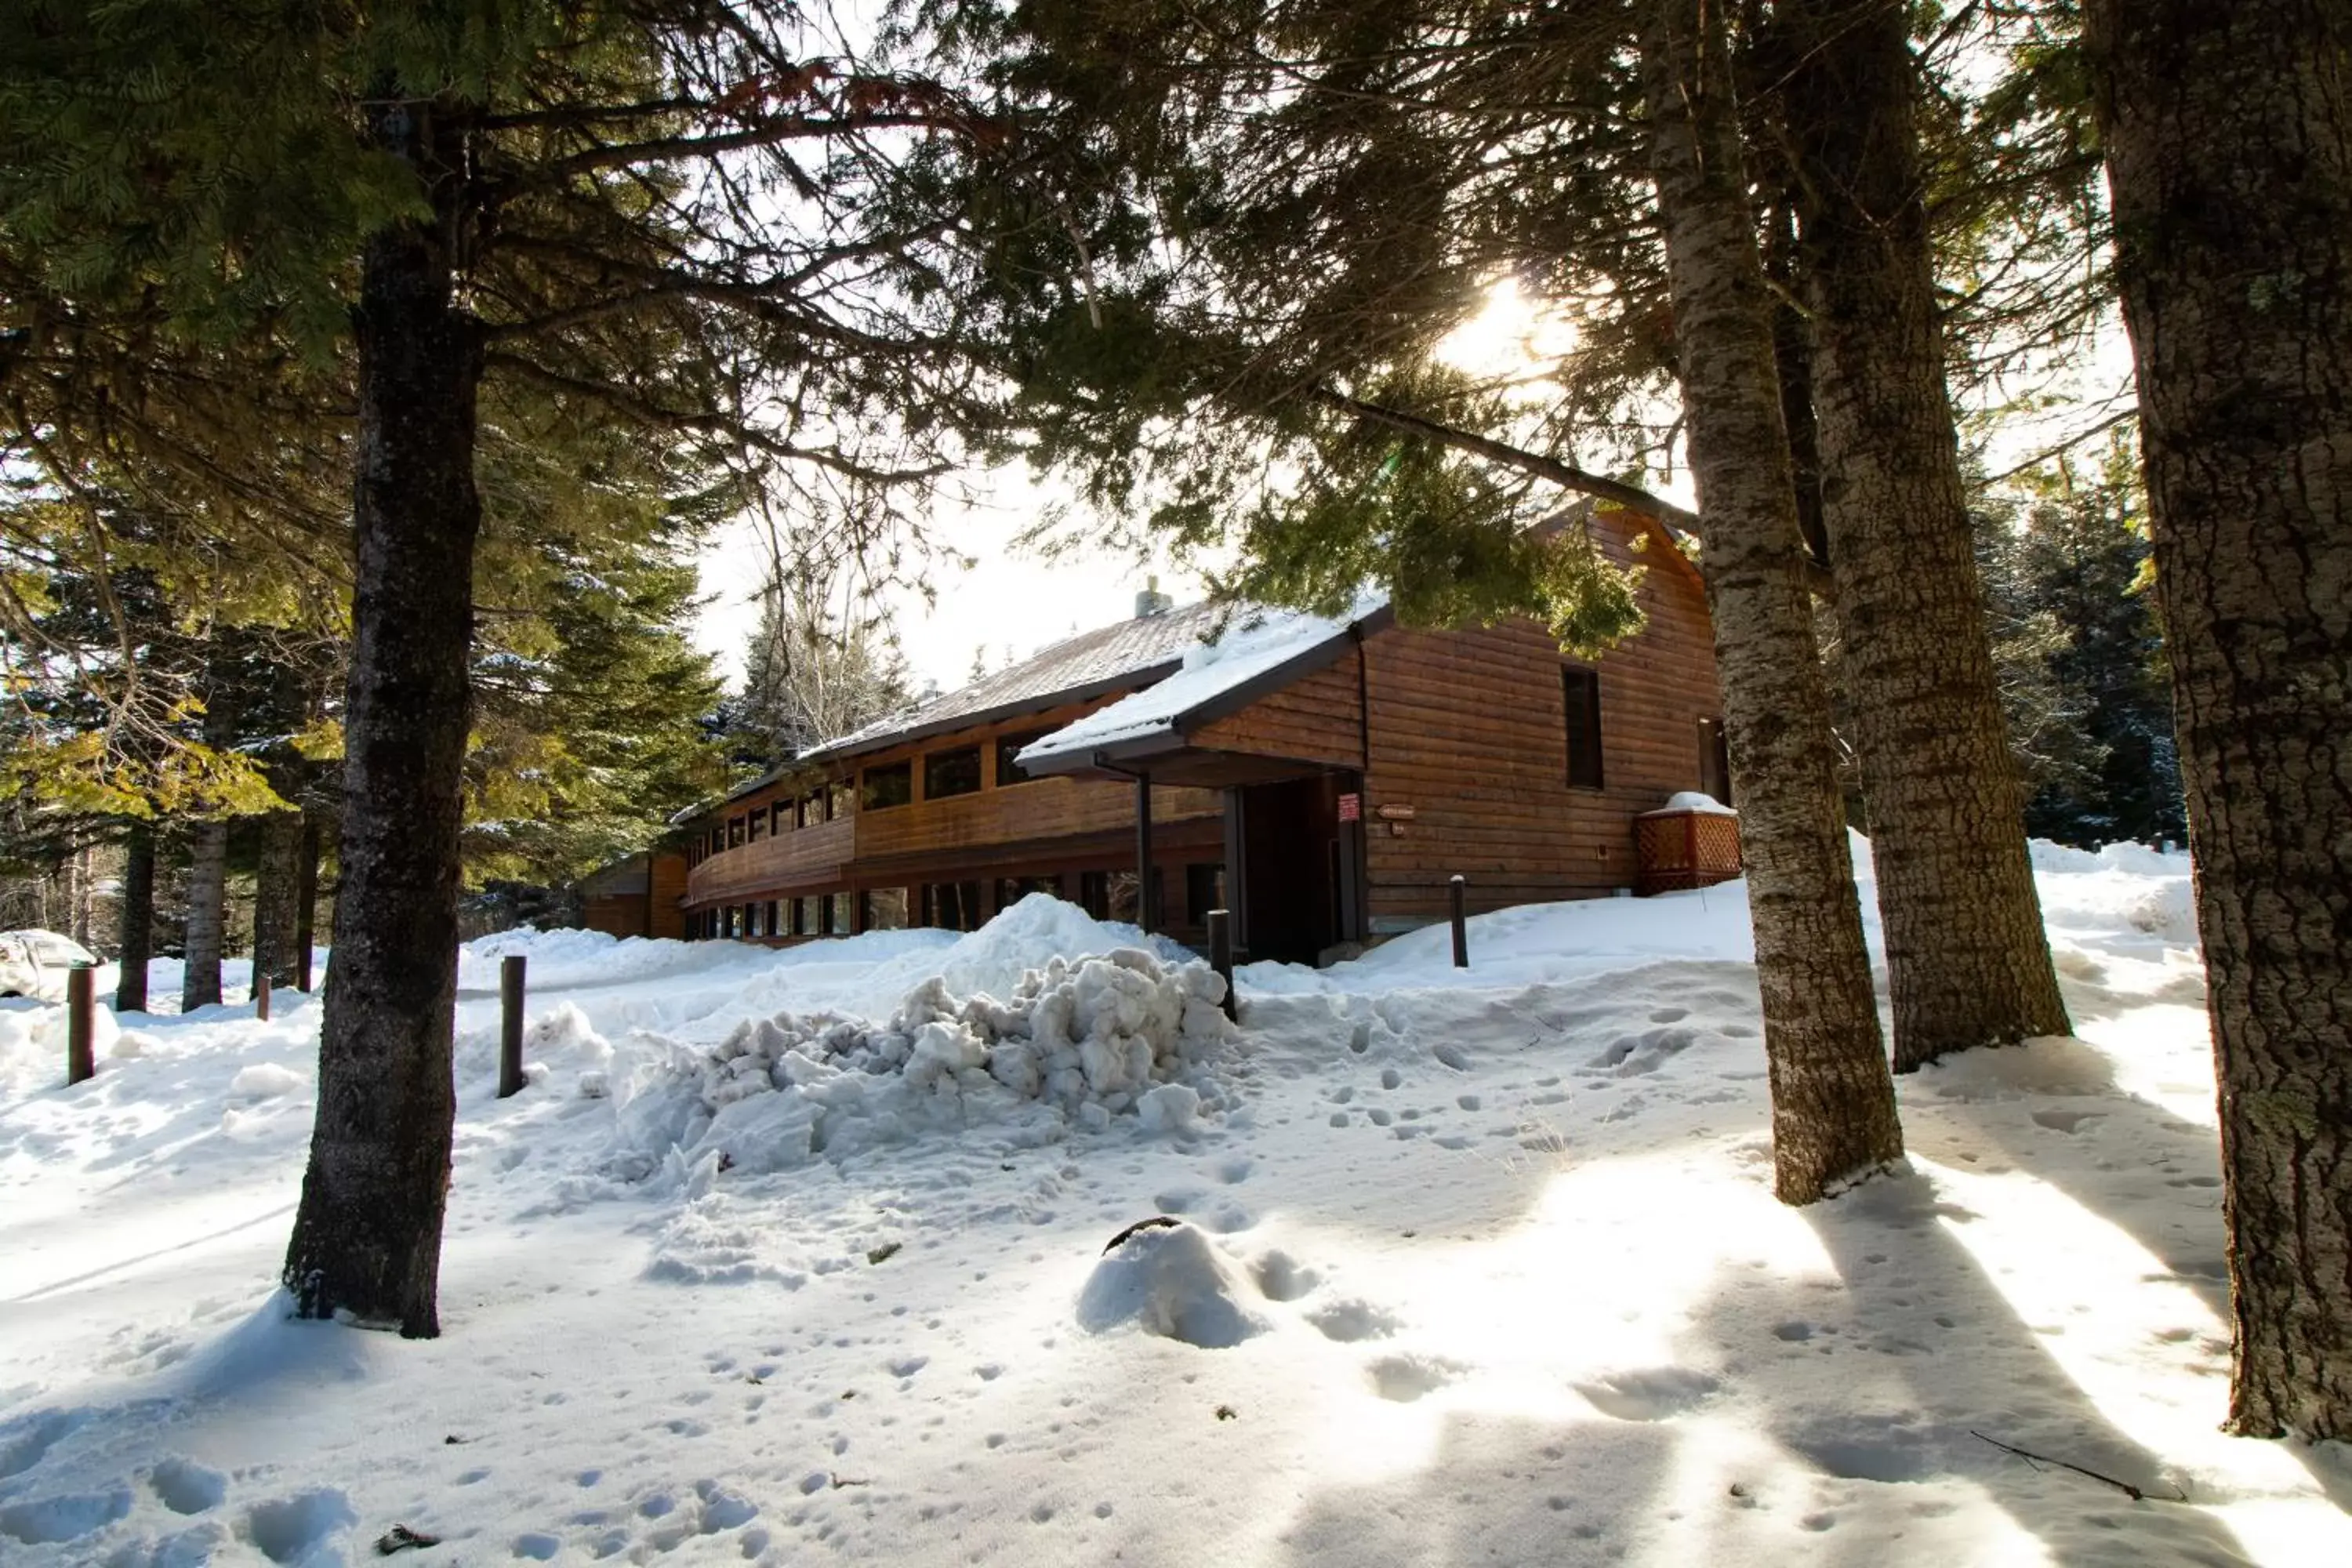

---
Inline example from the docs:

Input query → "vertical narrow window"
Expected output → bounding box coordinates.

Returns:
[1698,717,1733,807]
[1563,667,1605,789]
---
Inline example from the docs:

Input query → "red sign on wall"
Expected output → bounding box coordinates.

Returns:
[1338,793,1362,822]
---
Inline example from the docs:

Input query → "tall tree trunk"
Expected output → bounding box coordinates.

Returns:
[1641,0,1904,1204]
[180,822,228,1011]
[1779,0,2071,1069]
[2087,0,2352,1440]
[251,809,303,988]
[282,95,479,1339]
[69,842,91,949]
[294,809,321,993]
[115,821,154,1013]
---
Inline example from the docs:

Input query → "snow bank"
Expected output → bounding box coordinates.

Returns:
[0,998,120,1098]
[601,927,1236,1184]
[1076,1221,1267,1348]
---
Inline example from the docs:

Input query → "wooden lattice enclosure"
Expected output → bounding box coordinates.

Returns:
[1634,808,1743,895]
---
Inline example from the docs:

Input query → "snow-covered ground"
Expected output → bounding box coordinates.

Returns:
[2,845,2346,1566]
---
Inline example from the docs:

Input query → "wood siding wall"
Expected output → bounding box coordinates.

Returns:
[648,854,688,939]
[1189,651,1367,769]
[1360,524,1725,922]
[682,695,1221,913]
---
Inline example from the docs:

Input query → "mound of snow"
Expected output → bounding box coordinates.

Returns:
[228,1063,307,1100]
[1076,1221,1267,1348]
[1647,791,1736,817]
[603,930,1236,1181]
[1912,1035,2118,1100]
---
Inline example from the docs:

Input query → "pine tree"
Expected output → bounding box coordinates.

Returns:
[1773,0,2071,1069]
[2,0,1007,1334]
[2087,0,2352,1439]
[1640,0,1904,1202]
[1976,447,2183,848]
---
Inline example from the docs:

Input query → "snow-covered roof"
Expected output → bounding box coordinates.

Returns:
[685,601,1239,816]
[1016,593,1385,771]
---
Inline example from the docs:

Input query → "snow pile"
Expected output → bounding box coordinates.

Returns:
[2031,840,2198,947]
[606,942,1236,1181]
[1076,1221,1268,1348]
[457,927,738,992]
[0,998,120,1099]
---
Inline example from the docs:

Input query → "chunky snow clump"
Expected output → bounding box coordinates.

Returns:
[607,947,1236,1181]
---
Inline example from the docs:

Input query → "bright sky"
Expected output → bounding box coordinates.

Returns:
[690,470,1211,692]
[691,278,2136,695]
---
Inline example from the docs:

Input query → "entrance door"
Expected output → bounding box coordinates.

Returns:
[1235,772,1364,964]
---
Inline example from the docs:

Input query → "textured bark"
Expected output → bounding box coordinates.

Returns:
[1780,0,2071,1069]
[281,96,478,1338]
[1642,0,1904,1204]
[250,809,303,989]
[115,822,154,1014]
[2088,0,2352,1440]
[179,822,228,1012]
[294,811,321,993]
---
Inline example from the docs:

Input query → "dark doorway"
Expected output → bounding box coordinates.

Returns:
[1235,772,1363,964]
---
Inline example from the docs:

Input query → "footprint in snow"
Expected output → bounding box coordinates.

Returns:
[1367,1354,1465,1403]
[1306,1299,1401,1342]
[150,1457,227,1515]
[1573,1367,1720,1421]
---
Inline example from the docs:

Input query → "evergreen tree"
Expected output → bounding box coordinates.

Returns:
[2,0,1009,1334]
[1640,0,1903,1202]
[2087,0,2352,1439]
[1771,0,2071,1069]
[1976,445,2182,848]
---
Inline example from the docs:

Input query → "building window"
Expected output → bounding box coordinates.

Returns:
[865,887,909,931]
[923,881,985,931]
[1104,870,1141,925]
[771,802,788,835]
[1079,869,1109,920]
[829,781,855,820]
[765,899,780,935]
[924,746,982,800]
[862,760,913,811]
[996,730,1051,786]
[749,811,765,843]
[1185,862,1226,927]
[1698,717,1733,808]
[825,893,851,935]
[996,875,1058,910]
[746,902,764,938]
[728,816,746,848]
[1563,666,1605,789]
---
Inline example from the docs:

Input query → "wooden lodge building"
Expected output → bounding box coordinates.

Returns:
[605,507,1740,966]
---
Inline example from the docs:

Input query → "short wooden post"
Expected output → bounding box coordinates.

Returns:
[497,954,527,1099]
[66,966,96,1086]
[1449,875,1468,969]
[1207,909,1236,1020]
[255,970,271,1022]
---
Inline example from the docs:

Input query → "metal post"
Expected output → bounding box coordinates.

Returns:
[498,954,527,1099]
[66,966,95,1086]
[1134,771,1155,934]
[1450,874,1468,968]
[255,970,271,1022]
[1207,909,1236,1020]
